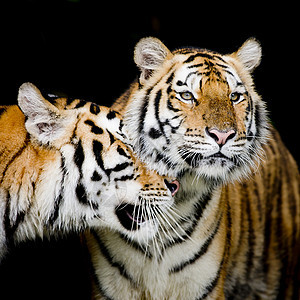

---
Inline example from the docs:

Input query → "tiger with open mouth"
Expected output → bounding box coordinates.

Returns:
[0,82,178,263]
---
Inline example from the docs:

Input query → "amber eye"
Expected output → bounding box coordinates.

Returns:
[230,92,241,103]
[179,91,194,102]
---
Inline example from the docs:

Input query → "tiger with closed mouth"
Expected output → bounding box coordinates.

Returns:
[91,37,299,299]
[0,82,178,262]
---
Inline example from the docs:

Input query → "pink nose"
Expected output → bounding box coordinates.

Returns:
[207,128,236,145]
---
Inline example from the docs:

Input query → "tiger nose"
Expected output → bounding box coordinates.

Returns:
[206,128,236,145]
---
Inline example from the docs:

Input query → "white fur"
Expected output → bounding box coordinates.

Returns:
[134,37,171,84]
[236,38,262,72]
[90,178,224,299]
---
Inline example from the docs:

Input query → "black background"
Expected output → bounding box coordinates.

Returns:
[0,1,298,299]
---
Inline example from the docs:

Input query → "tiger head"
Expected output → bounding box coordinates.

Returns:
[16,83,179,243]
[125,37,269,183]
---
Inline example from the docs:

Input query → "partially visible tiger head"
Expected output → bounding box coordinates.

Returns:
[8,83,178,243]
[125,37,269,183]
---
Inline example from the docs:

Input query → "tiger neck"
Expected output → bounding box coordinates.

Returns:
[88,174,225,299]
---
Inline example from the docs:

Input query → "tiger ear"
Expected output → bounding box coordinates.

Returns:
[233,38,262,72]
[134,37,172,84]
[18,82,70,145]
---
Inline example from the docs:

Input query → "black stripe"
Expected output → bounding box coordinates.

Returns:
[149,127,162,139]
[184,52,215,63]
[91,170,102,181]
[224,69,236,78]
[180,151,204,167]
[167,98,181,112]
[74,99,87,109]
[4,191,27,245]
[84,120,104,135]
[93,140,112,178]
[110,162,131,173]
[176,80,186,86]
[166,72,174,84]
[164,190,213,249]
[196,259,223,300]
[106,110,117,120]
[49,191,63,225]
[153,151,176,170]
[74,139,85,173]
[91,230,137,286]
[196,194,231,300]
[74,138,98,208]
[93,140,104,169]
[106,130,116,145]
[215,63,229,69]
[84,234,114,300]
[196,202,230,300]
[0,107,7,118]
[49,156,66,225]
[154,89,169,144]
[90,103,100,115]
[4,191,13,245]
[138,87,152,133]
[245,184,255,279]
[246,96,254,139]
[187,63,204,69]
[116,145,131,159]
[184,52,226,64]
[274,147,289,299]
[65,97,76,106]
[169,212,223,274]
[76,182,89,205]
[114,174,135,182]
[118,232,152,258]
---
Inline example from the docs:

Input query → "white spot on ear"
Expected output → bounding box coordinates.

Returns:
[236,38,262,72]
[134,37,171,83]
[17,82,70,145]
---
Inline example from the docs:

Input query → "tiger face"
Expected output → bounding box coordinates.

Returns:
[125,38,269,182]
[15,83,178,243]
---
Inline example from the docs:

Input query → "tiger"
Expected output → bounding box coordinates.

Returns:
[0,82,179,262]
[81,37,300,299]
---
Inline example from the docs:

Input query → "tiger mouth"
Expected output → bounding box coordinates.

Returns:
[180,150,232,167]
[115,204,149,231]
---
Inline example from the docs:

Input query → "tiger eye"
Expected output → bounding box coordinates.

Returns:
[180,91,194,101]
[230,92,240,102]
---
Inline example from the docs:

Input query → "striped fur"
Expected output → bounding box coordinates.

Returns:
[86,38,300,299]
[0,82,177,261]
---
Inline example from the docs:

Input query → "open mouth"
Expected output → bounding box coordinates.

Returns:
[115,203,149,231]
[115,180,179,231]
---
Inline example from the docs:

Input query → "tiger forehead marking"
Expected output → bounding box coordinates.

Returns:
[167,51,249,133]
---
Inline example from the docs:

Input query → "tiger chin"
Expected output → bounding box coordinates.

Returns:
[0,82,178,260]
[109,38,300,299]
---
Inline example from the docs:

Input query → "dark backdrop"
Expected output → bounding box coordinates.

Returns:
[1,1,298,299]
